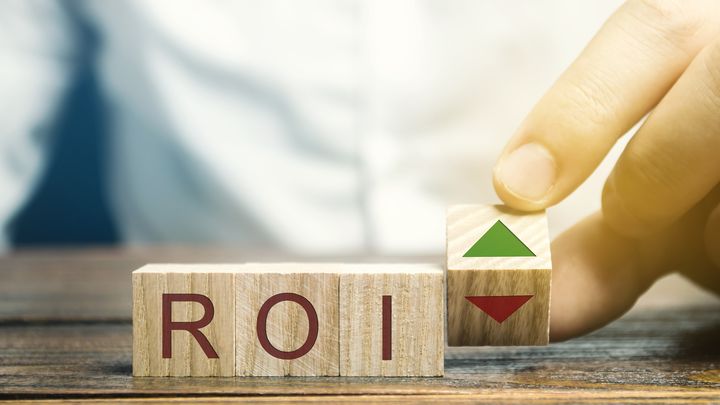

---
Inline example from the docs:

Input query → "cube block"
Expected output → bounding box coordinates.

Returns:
[132,264,236,376]
[339,264,444,376]
[446,204,552,346]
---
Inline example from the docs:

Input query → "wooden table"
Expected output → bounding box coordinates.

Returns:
[1,247,719,403]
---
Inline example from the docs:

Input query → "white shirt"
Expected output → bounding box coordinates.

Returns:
[0,0,625,254]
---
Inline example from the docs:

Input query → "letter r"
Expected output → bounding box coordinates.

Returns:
[162,293,219,359]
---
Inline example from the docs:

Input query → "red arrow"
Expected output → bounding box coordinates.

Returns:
[465,295,533,323]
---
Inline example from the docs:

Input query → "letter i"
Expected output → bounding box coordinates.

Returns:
[382,295,391,361]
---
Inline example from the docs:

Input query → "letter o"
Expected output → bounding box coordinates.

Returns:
[256,293,319,360]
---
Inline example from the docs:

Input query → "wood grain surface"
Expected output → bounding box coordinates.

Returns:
[447,269,550,346]
[0,248,719,403]
[339,264,444,376]
[235,264,339,376]
[132,265,236,376]
[446,205,551,271]
[447,205,551,346]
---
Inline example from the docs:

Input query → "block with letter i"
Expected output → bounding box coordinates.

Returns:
[446,204,552,346]
[132,264,236,376]
[339,264,444,377]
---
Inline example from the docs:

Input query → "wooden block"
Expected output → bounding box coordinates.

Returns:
[447,204,552,346]
[338,264,444,377]
[132,264,236,376]
[235,264,339,376]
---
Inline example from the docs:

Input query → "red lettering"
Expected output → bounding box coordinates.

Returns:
[256,293,319,360]
[382,295,392,360]
[162,293,219,359]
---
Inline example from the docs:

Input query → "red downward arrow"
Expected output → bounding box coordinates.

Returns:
[465,295,534,323]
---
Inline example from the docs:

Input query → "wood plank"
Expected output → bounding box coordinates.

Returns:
[235,264,339,376]
[1,306,720,400]
[446,205,551,346]
[339,264,444,377]
[133,265,236,376]
[5,391,720,404]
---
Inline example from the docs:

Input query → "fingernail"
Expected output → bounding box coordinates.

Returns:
[496,143,556,202]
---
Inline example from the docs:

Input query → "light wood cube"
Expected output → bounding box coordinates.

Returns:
[132,264,236,376]
[446,204,552,346]
[235,264,340,376]
[339,264,444,377]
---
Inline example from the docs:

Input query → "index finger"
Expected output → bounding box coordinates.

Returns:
[493,0,720,211]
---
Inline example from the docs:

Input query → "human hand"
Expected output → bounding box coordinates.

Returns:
[492,0,720,341]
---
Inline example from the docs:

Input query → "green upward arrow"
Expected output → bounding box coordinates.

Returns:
[463,220,535,257]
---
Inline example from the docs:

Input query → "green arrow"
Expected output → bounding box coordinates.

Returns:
[463,220,535,257]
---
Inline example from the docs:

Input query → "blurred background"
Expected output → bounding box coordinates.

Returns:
[4,0,627,253]
[7,3,116,246]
